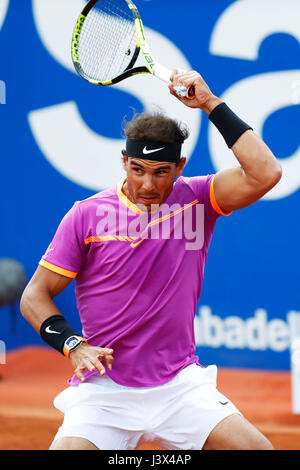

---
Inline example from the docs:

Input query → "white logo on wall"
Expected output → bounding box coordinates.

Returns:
[209,0,300,200]
[0,0,9,30]
[194,306,300,353]
[28,0,201,191]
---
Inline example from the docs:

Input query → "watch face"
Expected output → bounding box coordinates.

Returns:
[65,336,81,350]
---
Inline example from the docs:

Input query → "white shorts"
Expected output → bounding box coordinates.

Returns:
[51,364,241,450]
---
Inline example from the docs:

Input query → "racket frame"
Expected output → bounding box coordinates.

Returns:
[71,0,194,97]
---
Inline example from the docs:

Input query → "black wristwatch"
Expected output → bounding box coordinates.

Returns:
[63,335,86,358]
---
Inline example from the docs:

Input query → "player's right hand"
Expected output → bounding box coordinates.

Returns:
[169,69,221,113]
[69,342,114,382]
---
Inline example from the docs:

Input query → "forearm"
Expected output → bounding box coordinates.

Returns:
[211,105,282,211]
[231,129,282,187]
[170,70,282,210]
[21,285,86,358]
[20,285,63,333]
[207,100,282,188]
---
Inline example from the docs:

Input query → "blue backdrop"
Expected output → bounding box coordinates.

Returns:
[0,0,299,370]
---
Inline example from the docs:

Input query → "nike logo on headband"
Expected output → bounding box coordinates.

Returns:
[143,146,166,155]
[45,326,61,334]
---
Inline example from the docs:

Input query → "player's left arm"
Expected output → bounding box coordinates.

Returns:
[212,131,282,213]
[169,70,282,213]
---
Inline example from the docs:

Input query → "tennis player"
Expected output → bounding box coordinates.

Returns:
[20,70,281,450]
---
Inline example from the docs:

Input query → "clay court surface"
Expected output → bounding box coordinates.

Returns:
[1,346,300,450]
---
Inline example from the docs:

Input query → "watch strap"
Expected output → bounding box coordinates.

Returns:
[63,336,87,358]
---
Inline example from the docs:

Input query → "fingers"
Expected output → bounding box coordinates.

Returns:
[104,354,114,371]
[75,359,96,382]
[90,348,114,376]
[169,69,214,110]
[175,71,200,90]
[169,69,200,102]
[170,68,179,83]
[72,346,114,382]
[168,82,191,106]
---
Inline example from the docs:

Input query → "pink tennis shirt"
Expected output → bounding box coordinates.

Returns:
[39,175,229,387]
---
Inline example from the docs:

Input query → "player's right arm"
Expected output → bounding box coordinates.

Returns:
[20,266,114,381]
[20,265,73,332]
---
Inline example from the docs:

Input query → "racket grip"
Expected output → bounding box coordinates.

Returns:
[152,63,172,83]
[173,68,195,99]
[173,83,195,99]
[152,64,195,99]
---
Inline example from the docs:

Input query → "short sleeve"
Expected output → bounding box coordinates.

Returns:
[39,202,86,278]
[182,174,232,219]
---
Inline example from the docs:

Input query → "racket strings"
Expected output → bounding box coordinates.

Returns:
[78,0,137,82]
[95,0,132,22]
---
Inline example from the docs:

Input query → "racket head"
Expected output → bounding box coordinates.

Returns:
[71,0,151,86]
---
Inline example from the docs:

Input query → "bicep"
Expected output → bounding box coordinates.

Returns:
[213,167,271,213]
[28,265,73,298]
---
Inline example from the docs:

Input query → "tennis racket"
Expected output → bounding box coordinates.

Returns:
[71,0,195,98]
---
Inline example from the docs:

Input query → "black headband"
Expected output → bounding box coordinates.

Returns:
[126,139,182,163]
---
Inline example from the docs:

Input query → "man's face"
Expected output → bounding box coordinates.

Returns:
[122,155,186,211]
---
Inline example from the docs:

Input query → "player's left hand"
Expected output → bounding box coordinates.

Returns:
[69,343,114,382]
[169,70,221,113]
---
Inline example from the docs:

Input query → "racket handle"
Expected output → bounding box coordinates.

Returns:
[152,63,172,83]
[152,64,195,99]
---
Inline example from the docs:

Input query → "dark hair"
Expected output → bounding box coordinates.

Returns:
[122,110,190,144]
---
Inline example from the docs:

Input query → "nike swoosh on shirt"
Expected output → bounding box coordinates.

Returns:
[143,146,166,155]
[45,326,61,334]
[219,401,229,405]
